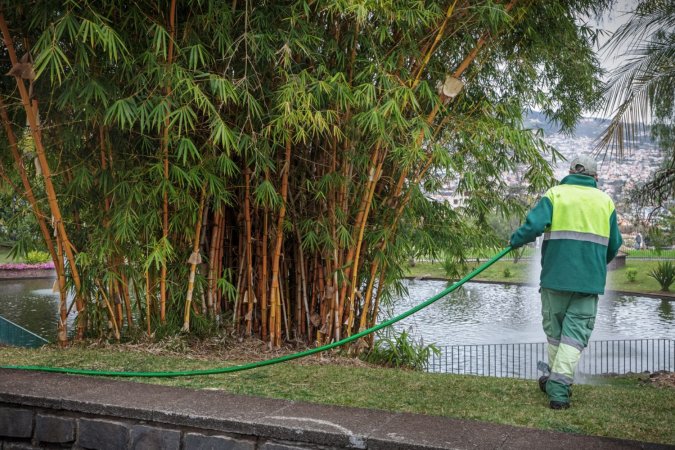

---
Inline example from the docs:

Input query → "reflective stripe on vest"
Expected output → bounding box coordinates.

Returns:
[543,184,615,240]
[543,231,609,246]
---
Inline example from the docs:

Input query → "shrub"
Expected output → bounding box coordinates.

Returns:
[648,261,675,292]
[25,250,50,264]
[0,262,54,270]
[503,268,512,278]
[442,257,468,279]
[442,257,457,277]
[365,329,440,371]
[625,268,638,283]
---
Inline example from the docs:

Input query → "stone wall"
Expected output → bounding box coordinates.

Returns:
[0,404,320,450]
[0,269,55,280]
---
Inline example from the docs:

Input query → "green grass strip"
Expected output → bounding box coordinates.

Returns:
[1,247,513,377]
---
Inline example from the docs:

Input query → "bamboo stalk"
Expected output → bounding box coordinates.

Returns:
[233,233,245,326]
[145,271,152,336]
[336,144,382,331]
[216,211,227,318]
[99,126,111,214]
[346,159,384,336]
[268,138,292,347]
[243,167,254,334]
[132,275,145,325]
[333,254,340,342]
[159,0,177,324]
[366,266,387,347]
[296,229,311,337]
[260,193,269,340]
[120,275,133,328]
[55,227,68,346]
[358,254,381,333]
[207,210,222,317]
[115,299,123,331]
[279,264,289,341]
[182,184,207,332]
[96,279,120,341]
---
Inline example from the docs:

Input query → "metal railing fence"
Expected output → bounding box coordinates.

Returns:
[618,246,675,259]
[0,315,49,348]
[427,339,674,380]
[430,244,675,261]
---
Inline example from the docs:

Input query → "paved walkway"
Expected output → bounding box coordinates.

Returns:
[0,369,671,449]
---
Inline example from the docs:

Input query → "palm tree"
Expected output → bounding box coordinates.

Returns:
[597,0,675,204]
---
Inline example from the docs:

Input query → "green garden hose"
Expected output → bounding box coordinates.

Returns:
[2,247,512,377]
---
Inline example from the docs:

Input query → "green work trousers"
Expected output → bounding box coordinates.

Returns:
[541,288,598,403]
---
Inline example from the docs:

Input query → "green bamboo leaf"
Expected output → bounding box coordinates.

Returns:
[175,137,201,165]
[206,74,238,104]
[253,180,282,209]
[144,237,175,271]
[150,23,169,60]
[337,225,353,248]
[33,37,72,84]
[210,118,237,154]
[54,12,79,42]
[78,79,110,108]
[104,97,138,129]
[186,44,210,70]
[147,99,170,133]
[169,105,197,136]
[301,229,320,252]
[216,154,240,178]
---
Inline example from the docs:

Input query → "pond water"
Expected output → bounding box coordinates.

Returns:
[0,275,674,346]
[384,280,674,346]
[0,277,75,342]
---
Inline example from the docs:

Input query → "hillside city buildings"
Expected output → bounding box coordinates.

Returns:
[432,116,668,231]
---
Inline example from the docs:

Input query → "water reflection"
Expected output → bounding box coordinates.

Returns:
[0,277,74,342]
[658,300,673,321]
[387,280,675,346]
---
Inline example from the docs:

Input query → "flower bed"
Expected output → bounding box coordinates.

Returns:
[0,261,55,279]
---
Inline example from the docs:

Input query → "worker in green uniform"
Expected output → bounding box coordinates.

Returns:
[510,155,622,410]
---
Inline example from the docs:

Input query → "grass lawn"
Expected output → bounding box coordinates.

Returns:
[0,346,673,445]
[408,259,673,296]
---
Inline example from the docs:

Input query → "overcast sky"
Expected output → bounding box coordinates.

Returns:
[594,0,638,75]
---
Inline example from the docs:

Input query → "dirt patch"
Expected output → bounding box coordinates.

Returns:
[76,336,376,369]
[647,371,675,388]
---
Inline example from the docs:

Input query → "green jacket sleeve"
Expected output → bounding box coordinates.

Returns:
[606,209,622,263]
[509,197,553,248]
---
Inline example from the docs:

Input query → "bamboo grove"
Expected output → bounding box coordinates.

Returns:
[0,0,609,347]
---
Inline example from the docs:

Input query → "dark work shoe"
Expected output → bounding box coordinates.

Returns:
[538,375,548,393]
[550,401,570,410]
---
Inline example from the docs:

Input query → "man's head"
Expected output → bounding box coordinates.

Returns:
[569,155,598,179]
